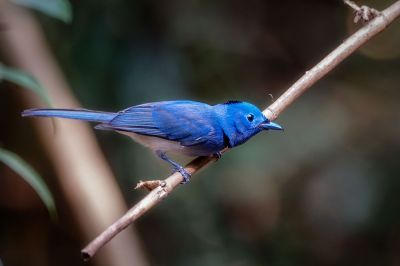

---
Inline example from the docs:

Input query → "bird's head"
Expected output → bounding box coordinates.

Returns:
[216,101,283,147]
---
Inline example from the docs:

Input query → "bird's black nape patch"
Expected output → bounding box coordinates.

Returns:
[224,100,243,105]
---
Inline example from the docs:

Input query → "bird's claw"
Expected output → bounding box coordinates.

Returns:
[175,167,191,184]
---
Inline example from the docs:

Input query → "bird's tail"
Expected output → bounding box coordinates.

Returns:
[21,108,116,123]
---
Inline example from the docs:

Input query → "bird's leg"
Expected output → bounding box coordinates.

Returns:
[156,151,191,184]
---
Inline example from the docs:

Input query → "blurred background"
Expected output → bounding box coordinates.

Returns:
[1,0,400,265]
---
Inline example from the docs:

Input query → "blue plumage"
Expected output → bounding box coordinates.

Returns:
[22,108,116,122]
[22,100,283,183]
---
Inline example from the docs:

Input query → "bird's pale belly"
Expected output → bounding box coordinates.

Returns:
[120,131,212,157]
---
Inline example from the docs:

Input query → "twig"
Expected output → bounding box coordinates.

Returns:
[264,1,399,120]
[81,0,400,260]
[135,180,166,191]
[344,0,381,23]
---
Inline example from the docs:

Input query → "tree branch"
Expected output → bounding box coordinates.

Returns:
[82,0,400,260]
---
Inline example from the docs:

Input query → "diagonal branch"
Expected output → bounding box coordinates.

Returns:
[82,0,400,260]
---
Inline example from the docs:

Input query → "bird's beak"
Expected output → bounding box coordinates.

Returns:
[259,120,284,131]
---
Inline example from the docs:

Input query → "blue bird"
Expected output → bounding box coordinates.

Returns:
[22,100,283,183]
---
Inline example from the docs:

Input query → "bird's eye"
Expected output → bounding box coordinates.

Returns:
[246,114,254,122]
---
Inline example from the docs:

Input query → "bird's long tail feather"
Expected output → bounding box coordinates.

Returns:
[21,108,116,123]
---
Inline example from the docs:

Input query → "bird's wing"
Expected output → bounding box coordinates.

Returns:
[96,101,221,147]
[152,101,220,147]
[96,102,167,137]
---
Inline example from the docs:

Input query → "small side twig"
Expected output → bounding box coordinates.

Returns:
[344,0,381,23]
[135,180,166,191]
[82,0,400,261]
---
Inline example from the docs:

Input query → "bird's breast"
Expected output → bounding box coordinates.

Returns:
[120,131,184,152]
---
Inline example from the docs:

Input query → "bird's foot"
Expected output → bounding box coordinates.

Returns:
[213,151,222,160]
[174,167,191,184]
[156,150,191,184]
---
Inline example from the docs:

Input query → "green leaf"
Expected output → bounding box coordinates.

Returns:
[10,0,72,23]
[0,148,57,220]
[0,63,52,107]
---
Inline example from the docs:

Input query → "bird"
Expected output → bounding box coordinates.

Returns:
[22,100,283,183]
